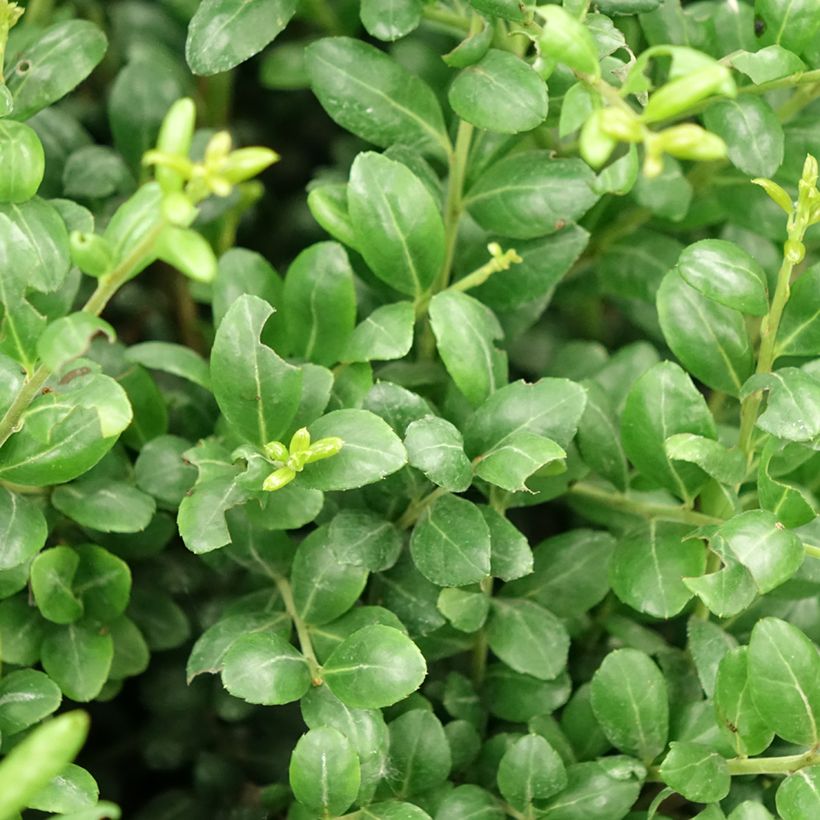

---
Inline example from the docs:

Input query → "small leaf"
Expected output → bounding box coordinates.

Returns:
[40,623,113,702]
[665,434,746,486]
[437,588,489,633]
[0,669,61,735]
[386,709,451,797]
[731,46,805,84]
[449,50,548,134]
[31,547,83,624]
[37,314,116,372]
[660,742,730,803]
[52,478,156,534]
[486,599,569,681]
[289,727,360,815]
[404,416,472,492]
[322,625,427,708]
[25,763,98,814]
[590,648,669,763]
[343,302,415,363]
[0,487,47,571]
[410,495,491,587]
[776,766,820,820]
[125,342,211,390]
[475,431,565,493]
[482,506,533,582]
[683,559,757,619]
[742,368,820,443]
[328,510,403,572]
[497,734,567,809]
[360,0,422,41]
[221,632,311,705]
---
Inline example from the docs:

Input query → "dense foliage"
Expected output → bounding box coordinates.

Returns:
[1,0,820,818]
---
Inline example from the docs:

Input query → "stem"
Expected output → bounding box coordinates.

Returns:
[727,749,817,776]
[397,486,449,530]
[567,482,724,526]
[804,543,820,560]
[421,5,471,35]
[450,246,522,294]
[272,574,322,684]
[693,550,721,620]
[471,575,493,687]
[0,219,167,450]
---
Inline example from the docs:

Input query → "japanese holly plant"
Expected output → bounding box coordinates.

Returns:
[0,1,820,819]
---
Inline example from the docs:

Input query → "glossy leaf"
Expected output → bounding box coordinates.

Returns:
[40,623,113,702]
[360,0,423,41]
[660,742,730,803]
[0,487,47,571]
[497,734,567,809]
[776,264,820,357]
[343,302,414,363]
[776,767,820,820]
[404,416,472,492]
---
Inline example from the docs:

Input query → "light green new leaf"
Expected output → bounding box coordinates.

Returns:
[386,709,451,797]
[715,647,774,756]
[610,521,705,618]
[430,290,506,407]
[465,154,598,240]
[40,623,113,702]
[703,97,783,178]
[590,648,669,763]
[748,617,820,746]
[289,727,360,815]
[6,21,108,121]
[186,0,298,75]
[486,599,569,681]
[301,409,407,491]
[776,766,820,820]
[475,431,565,493]
[0,487,47,571]
[449,50,548,134]
[621,361,716,503]
[776,264,820,357]
[360,0,422,41]
[52,478,155,534]
[0,669,61,735]
[349,152,445,299]
[497,734,567,809]
[221,632,311,705]
[343,302,414,363]
[742,368,820,443]
[676,239,768,317]
[660,742,730,803]
[665,434,746,486]
[306,38,450,159]
[713,510,804,593]
[210,294,302,446]
[322,625,427,708]
[657,270,754,396]
[404,416,472,492]
[284,242,356,366]
[410,494,491,587]
[25,763,98,814]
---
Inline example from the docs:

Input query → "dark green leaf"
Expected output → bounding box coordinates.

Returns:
[0,669,61,735]
[386,709,451,797]
[404,416,472,492]
[0,487,47,571]
[776,264,820,357]
[40,622,113,702]
[52,479,155,534]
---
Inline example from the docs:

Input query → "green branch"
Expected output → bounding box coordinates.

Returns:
[272,573,323,685]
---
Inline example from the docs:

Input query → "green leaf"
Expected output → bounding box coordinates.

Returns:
[742,368,820,443]
[757,439,816,527]
[475,431,565,493]
[283,242,356,366]
[386,709,451,797]
[210,294,301,446]
[660,742,730,803]
[221,632,311,705]
[289,726,360,815]
[52,478,155,534]
[486,599,569,681]
[590,648,669,763]
[134,435,197,509]
[776,766,820,820]
[497,734,567,809]
[30,547,83,624]
[328,510,403,572]
[0,595,45,666]
[360,0,422,41]
[485,666,571,723]
[469,0,531,22]
[404,416,472,492]
[437,785,503,820]
[577,382,629,491]
[755,0,820,53]
[465,154,598,240]
[437,588,489,633]
[306,38,450,159]
[0,669,61,735]
[731,45,805,84]
[683,559,757,619]
[322,625,427,708]
[776,264,820,357]
[410,494,491,587]
[429,290,506,407]
[6,21,108,121]
[449,50,548,134]
[633,157,692,222]
[703,97,784,178]
[502,529,614,617]
[125,342,211,390]
[41,622,113,702]
[301,409,407,491]
[665,434,746,486]
[482,506,533,582]
[348,152,445,299]
[748,617,820,746]
[465,378,588,459]
[676,239,769,317]
[611,521,706,618]
[621,361,716,503]
[687,618,737,699]
[37,314,115,373]
[177,472,249,554]
[343,302,415,363]
[713,510,804,593]
[657,269,754,396]
[0,121,44,204]
[108,615,150,680]
[71,544,131,621]
[292,526,368,625]
[26,763,98,813]
[186,0,298,75]
[715,647,774,756]
[0,487,47,571]
[212,247,283,329]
